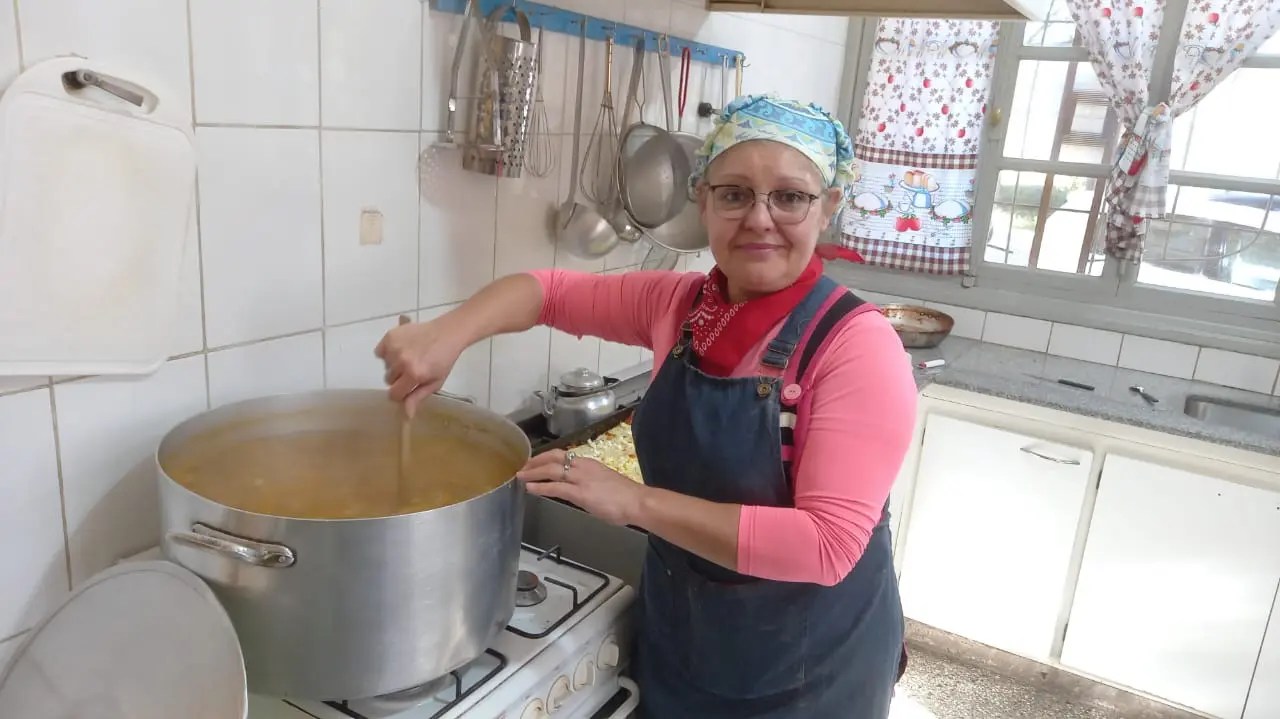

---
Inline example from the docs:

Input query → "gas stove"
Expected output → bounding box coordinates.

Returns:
[252,543,637,719]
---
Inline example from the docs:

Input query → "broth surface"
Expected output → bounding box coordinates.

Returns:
[164,427,518,519]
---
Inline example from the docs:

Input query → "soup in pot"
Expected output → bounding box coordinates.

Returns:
[162,417,523,520]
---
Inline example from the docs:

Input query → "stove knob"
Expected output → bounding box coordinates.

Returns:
[546,674,572,713]
[519,698,547,719]
[572,655,596,690]
[597,635,621,670]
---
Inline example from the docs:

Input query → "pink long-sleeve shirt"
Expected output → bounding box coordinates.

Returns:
[530,269,918,586]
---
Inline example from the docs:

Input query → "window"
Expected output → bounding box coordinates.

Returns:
[979,0,1280,317]
[845,0,1280,339]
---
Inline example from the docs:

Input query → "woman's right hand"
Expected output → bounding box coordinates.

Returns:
[375,314,468,417]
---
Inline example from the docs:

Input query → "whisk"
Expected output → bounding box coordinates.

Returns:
[524,24,555,178]
[578,35,618,205]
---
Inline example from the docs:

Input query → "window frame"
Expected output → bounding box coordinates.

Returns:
[836,1,1280,358]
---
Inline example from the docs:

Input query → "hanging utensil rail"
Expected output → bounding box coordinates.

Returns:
[433,0,745,67]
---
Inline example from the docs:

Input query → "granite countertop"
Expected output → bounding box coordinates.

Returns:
[908,337,1280,458]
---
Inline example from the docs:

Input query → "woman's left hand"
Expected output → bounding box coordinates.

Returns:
[517,450,645,527]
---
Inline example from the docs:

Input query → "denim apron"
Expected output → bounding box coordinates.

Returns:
[629,276,904,719]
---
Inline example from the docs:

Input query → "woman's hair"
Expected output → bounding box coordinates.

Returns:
[689,94,857,197]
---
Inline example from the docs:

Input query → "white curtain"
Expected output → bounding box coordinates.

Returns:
[840,19,1001,275]
[1067,0,1280,261]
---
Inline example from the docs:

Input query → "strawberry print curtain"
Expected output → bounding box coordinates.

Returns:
[840,19,1001,275]
[1067,0,1280,262]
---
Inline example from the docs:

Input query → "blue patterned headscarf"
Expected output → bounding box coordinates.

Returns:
[689,94,856,196]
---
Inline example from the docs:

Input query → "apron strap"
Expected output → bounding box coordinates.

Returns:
[778,286,871,486]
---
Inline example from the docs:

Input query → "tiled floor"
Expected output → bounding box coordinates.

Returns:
[890,647,1121,719]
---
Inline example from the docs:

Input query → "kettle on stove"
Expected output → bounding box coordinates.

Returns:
[535,367,618,437]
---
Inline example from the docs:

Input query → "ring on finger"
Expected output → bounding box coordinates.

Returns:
[561,451,577,481]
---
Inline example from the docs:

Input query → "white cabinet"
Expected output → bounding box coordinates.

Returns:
[897,414,1091,661]
[1245,585,1280,719]
[1062,454,1280,719]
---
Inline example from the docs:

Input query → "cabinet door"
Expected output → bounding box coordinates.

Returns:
[1062,454,1280,719]
[1245,584,1280,719]
[897,414,1091,660]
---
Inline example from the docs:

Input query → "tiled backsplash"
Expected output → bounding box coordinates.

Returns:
[0,0,850,654]
[861,292,1280,396]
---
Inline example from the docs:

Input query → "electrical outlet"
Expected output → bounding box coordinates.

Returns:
[359,208,383,246]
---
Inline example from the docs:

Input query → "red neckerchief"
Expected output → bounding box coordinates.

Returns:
[687,256,823,377]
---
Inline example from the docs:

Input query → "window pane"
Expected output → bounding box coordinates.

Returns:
[1170,69,1280,180]
[1137,187,1279,301]
[1260,31,1280,55]
[1023,22,1080,48]
[984,174,1105,275]
[1004,61,1121,164]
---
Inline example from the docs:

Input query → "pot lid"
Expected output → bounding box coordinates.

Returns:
[557,366,606,392]
[0,560,247,719]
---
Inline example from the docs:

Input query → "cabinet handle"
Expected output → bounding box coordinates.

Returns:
[1019,445,1080,465]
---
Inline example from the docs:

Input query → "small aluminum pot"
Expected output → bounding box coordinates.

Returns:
[155,389,531,700]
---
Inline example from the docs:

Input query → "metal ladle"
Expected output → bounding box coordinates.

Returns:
[555,23,619,259]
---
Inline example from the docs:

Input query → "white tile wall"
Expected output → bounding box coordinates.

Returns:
[1119,335,1201,380]
[1048,324,1123,367]
[924,302,986,340]
[190,0,319,126]
[0,390,65,640]
[54,357,208,585]
[1194,349,1280,395]
[319,0,422,131]
[0,0,850,644]
[982,312,1053,353]
[207,333,326,407]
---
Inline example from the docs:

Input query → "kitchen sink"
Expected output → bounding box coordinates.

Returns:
[1183,395,1280,437]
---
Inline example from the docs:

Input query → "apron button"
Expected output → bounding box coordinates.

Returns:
[757,382,772,397]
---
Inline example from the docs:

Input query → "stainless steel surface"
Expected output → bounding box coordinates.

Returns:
[463,6,536,177]
[0,560,247,719]
[881,303,955,348]
[1129,385,1160,406]
[579,35,619,205]
[522,494,647,590]
[167,523,296,568]
[523,24,554,178]
[1184,395,1280,436]
[558,366,606,392]
[556,25,619,259]
[644,131,709,252]
[615,37,690,230]
[1018,445,1081,465]
[156,389,531,700]
[536,368,618,437]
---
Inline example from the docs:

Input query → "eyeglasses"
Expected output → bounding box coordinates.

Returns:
[706,185,821,225]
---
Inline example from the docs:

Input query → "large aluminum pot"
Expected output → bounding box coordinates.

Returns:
[155,389,531,700]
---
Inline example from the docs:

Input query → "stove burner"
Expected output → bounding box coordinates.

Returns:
[515,569,547,607]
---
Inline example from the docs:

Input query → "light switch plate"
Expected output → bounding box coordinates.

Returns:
[359,208,383,245]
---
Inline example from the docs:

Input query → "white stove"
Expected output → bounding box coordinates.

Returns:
[233,544,638,719]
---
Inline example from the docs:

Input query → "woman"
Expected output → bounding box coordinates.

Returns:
[376,95,917,718]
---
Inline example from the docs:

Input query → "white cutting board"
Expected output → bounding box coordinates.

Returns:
[0,57,197,375]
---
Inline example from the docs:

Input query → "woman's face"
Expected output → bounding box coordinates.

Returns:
[697,140,842,302]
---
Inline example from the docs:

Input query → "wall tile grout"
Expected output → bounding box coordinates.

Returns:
[45,387,72,593]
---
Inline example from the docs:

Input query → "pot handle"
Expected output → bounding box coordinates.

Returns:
[167,523,296,568]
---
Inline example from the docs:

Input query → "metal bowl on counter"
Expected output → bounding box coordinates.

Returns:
[155,389,531,701]
[880,303,954,348]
